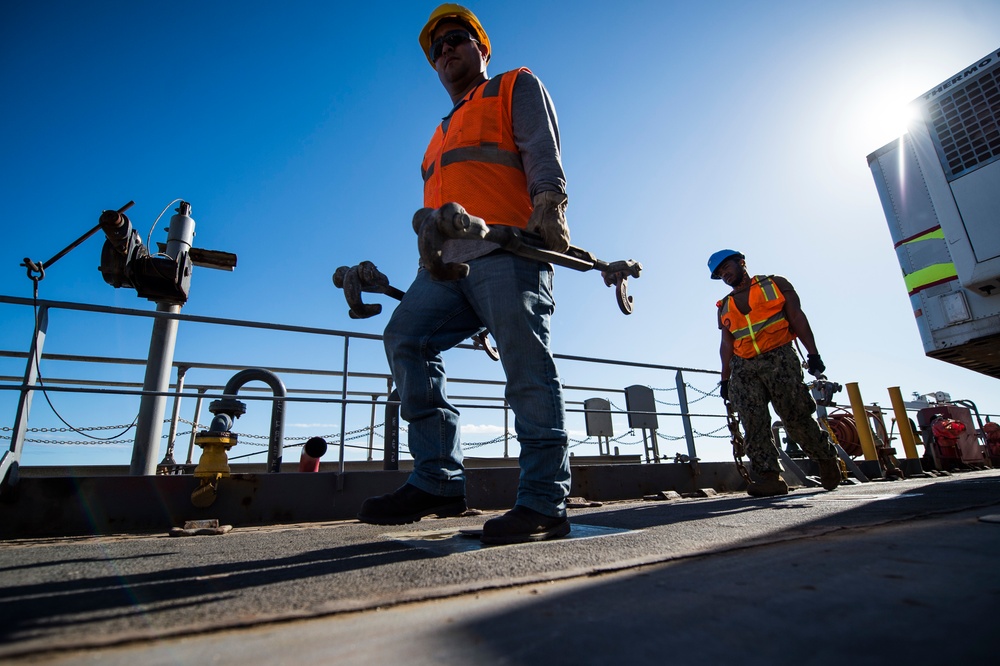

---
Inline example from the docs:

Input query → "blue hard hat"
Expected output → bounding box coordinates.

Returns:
[708,249,743,279]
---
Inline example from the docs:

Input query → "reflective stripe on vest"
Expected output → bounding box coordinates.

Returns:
[719,276,795,359]
[422,68,533,228]
[894,226,959,296]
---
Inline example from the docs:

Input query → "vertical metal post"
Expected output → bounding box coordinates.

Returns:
[185,389,206,465]
[338,336,350,480]
[675,370,697,460]
[130,302,181,475]
[503,400,510,458]
[888,386,920,459]
[846,382,880,461]
[641,429,661,463]
[158,365,187,471]
[130,203,195,475]
[367,394,378,461]
[384,389,400,470]
[3,305,49,487]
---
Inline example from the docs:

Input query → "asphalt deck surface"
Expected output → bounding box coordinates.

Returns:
[2,468,999,665]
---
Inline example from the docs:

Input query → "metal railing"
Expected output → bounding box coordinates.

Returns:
[0,294,741,481]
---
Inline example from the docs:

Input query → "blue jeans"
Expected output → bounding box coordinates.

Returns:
[383,251,571,517]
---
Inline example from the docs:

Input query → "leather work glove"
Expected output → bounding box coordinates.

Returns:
[806,353,826,377]
[720,380,729,402]
[526,191,570,253]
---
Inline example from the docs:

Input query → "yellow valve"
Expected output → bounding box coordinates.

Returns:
[191,477,220,508]
[193,431,237,478]
[191,431,237,508]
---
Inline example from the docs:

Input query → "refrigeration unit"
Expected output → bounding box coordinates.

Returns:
[868,48,1000,379]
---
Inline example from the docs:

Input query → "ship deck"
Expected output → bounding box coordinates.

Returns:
[2,468,998,664]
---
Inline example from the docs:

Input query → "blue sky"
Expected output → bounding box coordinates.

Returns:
[2,1,999,468]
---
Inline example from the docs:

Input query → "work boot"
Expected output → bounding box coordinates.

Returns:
[480,505,570,545]
[357,484,467,525]
[746,471,789,497]
[818,457,842,491]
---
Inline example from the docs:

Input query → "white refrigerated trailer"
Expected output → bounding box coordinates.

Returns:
[868,48,1000,379]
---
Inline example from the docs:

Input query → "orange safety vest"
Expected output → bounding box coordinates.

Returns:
[718,276,796,359]
[421,68,533,228]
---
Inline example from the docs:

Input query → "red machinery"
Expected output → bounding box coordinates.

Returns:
[982,421,1000,465]
[824,408,902,478]
[916,404,987,471]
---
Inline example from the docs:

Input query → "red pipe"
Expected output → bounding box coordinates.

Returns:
[298,437,328,473]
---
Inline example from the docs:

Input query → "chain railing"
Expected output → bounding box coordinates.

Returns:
[1,294,734,475]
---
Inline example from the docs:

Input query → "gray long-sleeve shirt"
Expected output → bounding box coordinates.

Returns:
[440,69,567,265]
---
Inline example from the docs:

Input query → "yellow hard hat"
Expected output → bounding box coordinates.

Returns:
[419,3,491,68]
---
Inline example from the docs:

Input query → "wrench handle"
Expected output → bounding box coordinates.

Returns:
[384,286,406,301]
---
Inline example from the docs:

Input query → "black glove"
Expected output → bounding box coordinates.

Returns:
[806,353,825,377]
[720,380,729,402]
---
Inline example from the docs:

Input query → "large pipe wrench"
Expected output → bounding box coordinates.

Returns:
[413,203,642,315]
[332,260,499,360]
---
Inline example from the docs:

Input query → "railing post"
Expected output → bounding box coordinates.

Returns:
[384,389,399,470]
[675,370,698,460]
[367,393,378,461]
[3,305,49,489]
[338,336,350,479]
[503,400,510,458]
[158,365,187,472]
[185,388,206,465]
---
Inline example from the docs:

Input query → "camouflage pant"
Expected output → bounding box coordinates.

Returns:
[730,344,836,474]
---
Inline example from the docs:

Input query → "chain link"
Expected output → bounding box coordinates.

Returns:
[6,389,731,453]
[4,437,129,447]
[0,423,138,434]
[608,383,722,410]
[3,423,731,447]
[652,383,720,406]
[725,404,752,483]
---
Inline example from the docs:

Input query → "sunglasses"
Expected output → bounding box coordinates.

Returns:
[429,29,476,63]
